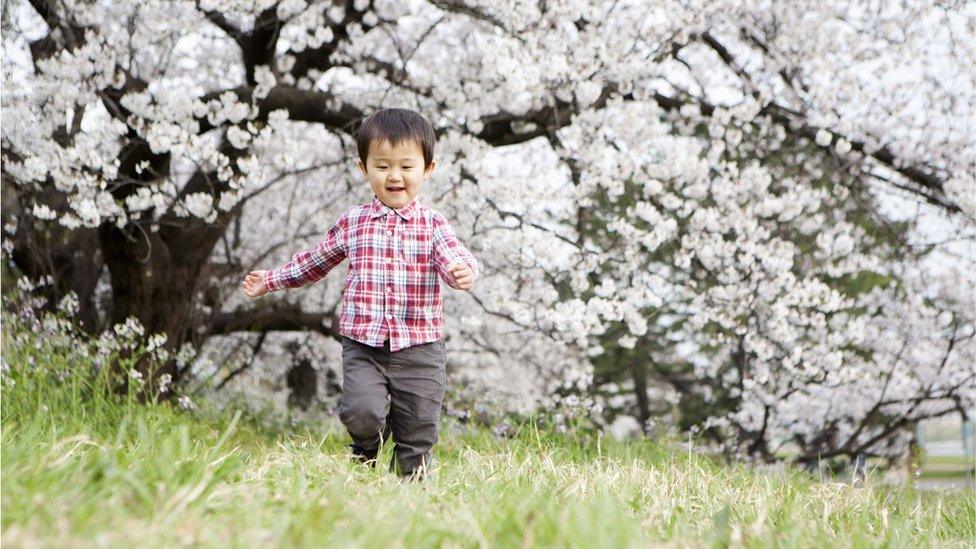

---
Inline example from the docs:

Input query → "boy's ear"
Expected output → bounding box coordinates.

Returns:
[424,160,437,178]
[358,160,368,177]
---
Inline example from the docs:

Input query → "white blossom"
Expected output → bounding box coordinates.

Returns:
[183,193,217,223]
[814,129,833,147]
[157,373,172,394]
[32,203,57,220]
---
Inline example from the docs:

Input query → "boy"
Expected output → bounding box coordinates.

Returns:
[241,108,478,478]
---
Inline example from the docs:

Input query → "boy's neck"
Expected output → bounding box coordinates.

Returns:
[376,195,420,210]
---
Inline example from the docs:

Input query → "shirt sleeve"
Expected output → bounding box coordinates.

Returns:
[264,213,348,292]
[431,212,478,288]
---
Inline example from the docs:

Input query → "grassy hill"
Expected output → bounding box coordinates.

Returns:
[2,326,973,547]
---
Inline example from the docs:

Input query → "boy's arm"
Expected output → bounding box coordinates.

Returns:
[264,213,349,292]
[431,212,478,288]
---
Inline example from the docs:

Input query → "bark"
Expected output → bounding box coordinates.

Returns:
[631,358,651,435]
[287,357,317,411]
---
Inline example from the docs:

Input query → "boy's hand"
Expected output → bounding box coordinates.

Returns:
[448,264,474,290]
[242,270,270,298]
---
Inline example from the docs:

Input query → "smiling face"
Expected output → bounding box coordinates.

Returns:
[358,138,436,209]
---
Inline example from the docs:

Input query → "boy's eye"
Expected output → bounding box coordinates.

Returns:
[377,165,389,169]
[402,166,413,170]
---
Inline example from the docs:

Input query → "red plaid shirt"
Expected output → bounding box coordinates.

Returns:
[264,196,478,351]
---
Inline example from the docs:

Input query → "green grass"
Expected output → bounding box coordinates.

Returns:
[924,455,976,469]
[2,326,974,547]
[920,455,976,482]
[918,420,976,483]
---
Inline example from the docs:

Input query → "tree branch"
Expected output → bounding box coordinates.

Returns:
[208,301,342,340]
[197,85,366,135]
[198,4,243,44]
[696,31,960,214]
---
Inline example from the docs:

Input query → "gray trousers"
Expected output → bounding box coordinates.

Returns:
[338,336,447,476]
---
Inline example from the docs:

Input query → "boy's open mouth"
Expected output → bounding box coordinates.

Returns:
[386,185,405,192]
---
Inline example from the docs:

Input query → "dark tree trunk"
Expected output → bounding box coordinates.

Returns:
[287,357,318,411]
[84,123,246,388]
[631,359,651,435]
[97,199,243,387]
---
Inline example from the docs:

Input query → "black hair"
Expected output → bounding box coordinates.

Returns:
[356,108,436,168]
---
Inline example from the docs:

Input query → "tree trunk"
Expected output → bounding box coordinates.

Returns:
[287,357,317,411]
[97,208,238,386]
[631,359,651,435]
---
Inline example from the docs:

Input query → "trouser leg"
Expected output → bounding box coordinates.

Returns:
[338,337,391,463]
[386,339,448,477]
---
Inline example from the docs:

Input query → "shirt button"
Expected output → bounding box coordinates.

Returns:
[386,287,392,293]
[385,314,392,320]
[386,258,392,264]
[386,230,392,236]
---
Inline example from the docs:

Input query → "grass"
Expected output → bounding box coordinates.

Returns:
[2,325,974,547]
[920,455,976,482]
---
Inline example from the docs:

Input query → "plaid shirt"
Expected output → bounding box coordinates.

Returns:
[264,196,478,351]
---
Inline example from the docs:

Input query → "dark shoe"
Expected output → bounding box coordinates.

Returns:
[350,445,378,468]
[394,454,437,480]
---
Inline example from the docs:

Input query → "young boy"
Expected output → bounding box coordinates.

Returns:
[241,108,478,478]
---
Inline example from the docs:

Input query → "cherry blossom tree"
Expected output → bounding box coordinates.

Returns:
[2,0,973,461]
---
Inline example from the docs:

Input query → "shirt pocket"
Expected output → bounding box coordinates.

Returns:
[400,228,432,264]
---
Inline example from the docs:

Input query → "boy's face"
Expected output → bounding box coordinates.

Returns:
[358,138,435,210]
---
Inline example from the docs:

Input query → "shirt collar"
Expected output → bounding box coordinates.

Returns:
[369,196,420,220]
